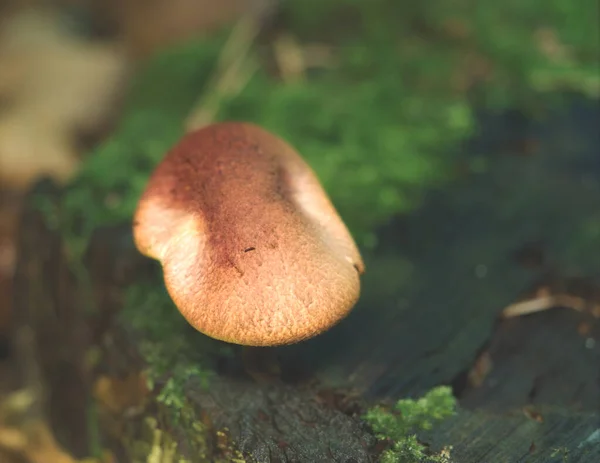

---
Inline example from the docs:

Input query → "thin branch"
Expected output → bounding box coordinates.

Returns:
[185,16,261,132]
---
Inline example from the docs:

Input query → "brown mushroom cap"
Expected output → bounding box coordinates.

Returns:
[133,122,364,346]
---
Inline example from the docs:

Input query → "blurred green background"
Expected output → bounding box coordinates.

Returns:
[60,0,599,251]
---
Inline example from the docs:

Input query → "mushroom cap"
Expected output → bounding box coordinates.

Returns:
[133,122,364,346]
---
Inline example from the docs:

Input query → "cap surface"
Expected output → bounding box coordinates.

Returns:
[133,122,364,346]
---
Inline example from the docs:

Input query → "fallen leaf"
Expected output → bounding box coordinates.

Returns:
[0,8,127,189]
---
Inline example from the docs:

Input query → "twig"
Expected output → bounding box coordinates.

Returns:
[273,33,307,83]
[185,16,261,132]
[502,293,600,319]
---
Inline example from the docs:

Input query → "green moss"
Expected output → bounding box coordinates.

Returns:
[52,0,598,254]
[121,281,233,413]
[364,386,457,463]
[114,282,238,460]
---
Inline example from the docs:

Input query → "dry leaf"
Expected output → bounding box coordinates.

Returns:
[0,8,127,189]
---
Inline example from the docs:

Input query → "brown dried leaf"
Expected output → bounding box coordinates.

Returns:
[0,9,127,189]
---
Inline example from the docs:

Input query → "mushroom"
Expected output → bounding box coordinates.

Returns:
[133,122,364,346]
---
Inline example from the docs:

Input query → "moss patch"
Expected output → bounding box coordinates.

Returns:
[364,386,457,463]
[121,281,233,412]
[49,0,599,254]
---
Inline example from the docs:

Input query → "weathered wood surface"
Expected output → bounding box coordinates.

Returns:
[10,100,600,462]
[427,408,599,462]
